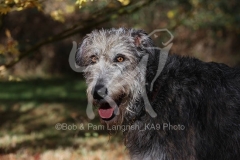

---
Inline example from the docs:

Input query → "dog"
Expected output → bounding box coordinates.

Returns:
[75,28,240,160]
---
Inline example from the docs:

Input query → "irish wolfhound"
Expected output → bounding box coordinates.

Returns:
[75,28,240,160]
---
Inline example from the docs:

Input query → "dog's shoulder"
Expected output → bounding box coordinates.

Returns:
[165,54,240,81]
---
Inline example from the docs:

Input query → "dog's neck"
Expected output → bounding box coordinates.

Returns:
[123,53,171,127]
[122,108,166,159]
[122,54,172,158]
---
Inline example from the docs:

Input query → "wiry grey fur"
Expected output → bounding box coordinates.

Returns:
[76,28,240,160]
[76,28,151,125]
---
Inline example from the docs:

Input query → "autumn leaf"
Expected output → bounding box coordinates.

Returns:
[0,6,11,14]
[75,0,88,8]
[118,0,130,6]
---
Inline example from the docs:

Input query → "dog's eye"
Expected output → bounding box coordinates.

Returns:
[116,56,125,62]
[90,56,98,64]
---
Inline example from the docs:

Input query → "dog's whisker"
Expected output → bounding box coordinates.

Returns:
[126,107,136,114]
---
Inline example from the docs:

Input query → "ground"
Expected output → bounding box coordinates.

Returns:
[0,79,129,160]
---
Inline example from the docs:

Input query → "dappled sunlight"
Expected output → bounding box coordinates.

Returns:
[0,79,128,159]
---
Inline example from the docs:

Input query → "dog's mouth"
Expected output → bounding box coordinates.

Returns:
[97,95,125,121]
[98,102,114,119]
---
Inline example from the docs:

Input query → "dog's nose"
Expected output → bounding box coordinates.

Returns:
[92,85,108,100]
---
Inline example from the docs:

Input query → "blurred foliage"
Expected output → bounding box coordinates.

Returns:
[0,0,42,14]
[0,0,152,72]
[183,0,240,31]
[0,0,239,80]
[0,29,19,55]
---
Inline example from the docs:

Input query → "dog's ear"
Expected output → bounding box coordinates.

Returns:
[131,29,160,84]
[75,37,88,66]
[131,29,155,56]
[131,30,148,46]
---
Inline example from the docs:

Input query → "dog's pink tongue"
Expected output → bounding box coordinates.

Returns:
[98,107,114,119]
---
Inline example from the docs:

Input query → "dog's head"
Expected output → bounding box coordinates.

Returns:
[76,28,157,125]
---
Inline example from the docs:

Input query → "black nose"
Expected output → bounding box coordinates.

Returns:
[92,85,108,100]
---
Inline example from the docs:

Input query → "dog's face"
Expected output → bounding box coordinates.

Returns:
[76,28,154,125]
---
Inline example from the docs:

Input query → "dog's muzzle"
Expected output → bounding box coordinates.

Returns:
[92,85,115,119]
[92,84,124,121]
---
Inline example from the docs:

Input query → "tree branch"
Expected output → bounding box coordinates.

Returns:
[4,0,155,68]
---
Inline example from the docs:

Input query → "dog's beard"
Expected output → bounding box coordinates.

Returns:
[91,93,132,127]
